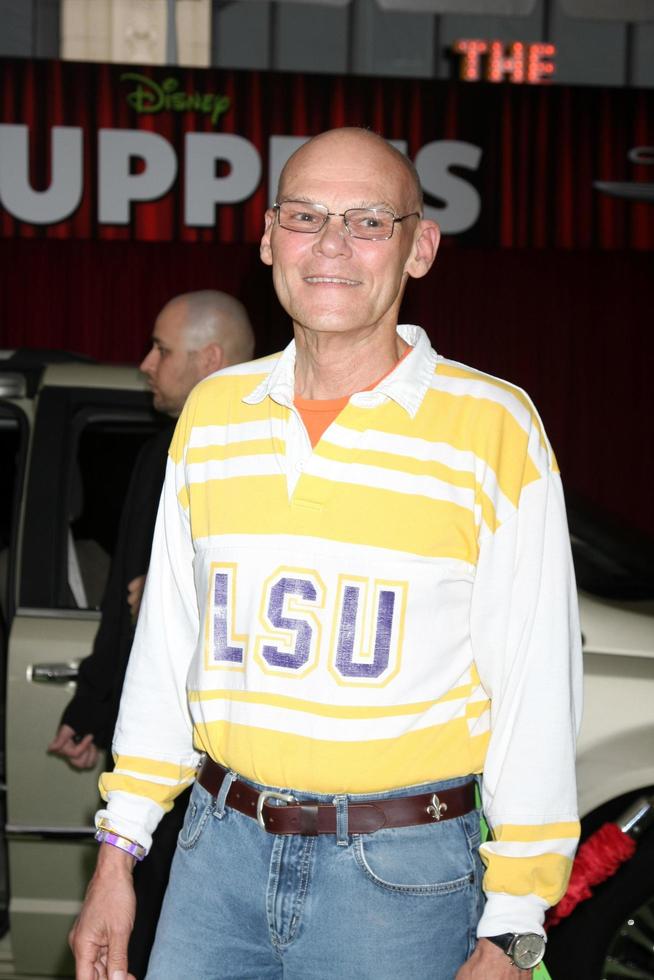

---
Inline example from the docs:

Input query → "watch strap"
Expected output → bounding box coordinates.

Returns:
[485,934,515,955]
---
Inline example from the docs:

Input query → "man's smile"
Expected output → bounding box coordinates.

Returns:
[303,276,361,285]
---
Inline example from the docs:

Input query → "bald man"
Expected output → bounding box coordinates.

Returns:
[50,290,253,975]
[71,131,581,980]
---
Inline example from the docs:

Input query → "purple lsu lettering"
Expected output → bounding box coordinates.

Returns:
[211,568,403,681]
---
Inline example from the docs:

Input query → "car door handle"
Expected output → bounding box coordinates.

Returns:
[28,662,80,683]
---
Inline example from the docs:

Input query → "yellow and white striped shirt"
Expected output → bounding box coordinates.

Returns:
[99,324,582,936]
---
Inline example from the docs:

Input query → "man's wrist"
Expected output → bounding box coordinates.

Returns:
[95,839,137,874]
[484,933,546,970]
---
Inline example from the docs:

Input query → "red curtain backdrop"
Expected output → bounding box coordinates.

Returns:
[1,58,653,249]
[1,59,652,534]
[1,237,651,537]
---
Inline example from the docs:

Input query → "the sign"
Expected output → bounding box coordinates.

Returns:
[0,58,652,250]
[452,40,556,84]
[0,124,482,234]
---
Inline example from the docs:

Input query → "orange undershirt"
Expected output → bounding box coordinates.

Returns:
[295,347,411,447]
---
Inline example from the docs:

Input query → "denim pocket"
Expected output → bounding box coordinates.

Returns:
[353,811,479,896]
[177,782,214,851]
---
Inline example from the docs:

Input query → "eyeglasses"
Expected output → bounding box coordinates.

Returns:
[273,201,420,241]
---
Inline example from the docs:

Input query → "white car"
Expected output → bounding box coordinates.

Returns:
[0,354,652,979]
[545,499,654,980]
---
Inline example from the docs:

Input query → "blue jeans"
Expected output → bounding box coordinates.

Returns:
[146,771,484,980]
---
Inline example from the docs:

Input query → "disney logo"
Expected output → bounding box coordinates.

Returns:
[121,73,231,126]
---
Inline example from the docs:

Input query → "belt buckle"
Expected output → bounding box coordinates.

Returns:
[256,790,297,831]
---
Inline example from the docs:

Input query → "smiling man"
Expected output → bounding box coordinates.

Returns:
[71,129,581,980]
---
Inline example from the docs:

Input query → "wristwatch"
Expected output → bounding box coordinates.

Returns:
[485,933,546,970]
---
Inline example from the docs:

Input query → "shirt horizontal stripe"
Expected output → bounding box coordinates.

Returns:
[100,771,195,812]
[193,720,488,795]
[479,851,573,906]
[187,478,479,561]
[315,439,478,488]
[491,821,581,842]
[186,438,285,465]
[189,697,477,743]
[482,839,579,859]
[111,767,181,788]
[307,455,477,510]
[187,685,479,716]
[188,418,285,448]
[187,456,282,484]
[110,755,197,782]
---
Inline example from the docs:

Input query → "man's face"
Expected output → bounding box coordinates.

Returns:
[260,133,438,340]
[140,301,204,417]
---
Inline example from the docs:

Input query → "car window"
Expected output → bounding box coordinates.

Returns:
[0,416,19,620]
[66,412,167,610]
[0,404,27,628]
[20,387,166,612]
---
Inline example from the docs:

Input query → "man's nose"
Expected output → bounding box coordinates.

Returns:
[312,215,352,257]
[139,348,157,375]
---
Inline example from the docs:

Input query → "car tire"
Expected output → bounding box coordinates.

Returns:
[544,829,654,980]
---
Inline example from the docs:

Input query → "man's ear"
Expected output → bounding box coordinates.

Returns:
[405,220,441,281]
[200,343,225,375]
[260,209,276,267]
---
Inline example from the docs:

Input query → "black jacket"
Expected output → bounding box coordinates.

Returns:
[61,425,172,748]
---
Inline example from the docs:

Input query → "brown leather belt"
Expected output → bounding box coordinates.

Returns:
[198,757,475,836]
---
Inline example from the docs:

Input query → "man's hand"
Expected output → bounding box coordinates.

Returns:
[127,574,146,623]
[48,724,99,770]
[456,938,533,979]
[69,844,137,980]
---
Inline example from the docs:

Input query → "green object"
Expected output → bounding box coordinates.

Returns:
[478,791,553,979]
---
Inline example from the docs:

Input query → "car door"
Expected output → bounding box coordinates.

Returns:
[0,379,33,951]
[4,372,164,977]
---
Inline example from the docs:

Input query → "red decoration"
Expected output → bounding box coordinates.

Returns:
[546,823,637,929]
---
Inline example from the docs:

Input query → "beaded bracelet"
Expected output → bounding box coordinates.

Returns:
[94,828,147,862]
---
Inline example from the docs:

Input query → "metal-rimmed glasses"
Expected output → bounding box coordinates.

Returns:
[273,201,421,241]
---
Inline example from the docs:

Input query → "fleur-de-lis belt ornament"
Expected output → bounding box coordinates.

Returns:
[426,793,448,821]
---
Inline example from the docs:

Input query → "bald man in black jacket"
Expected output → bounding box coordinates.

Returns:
[48,291,254,977]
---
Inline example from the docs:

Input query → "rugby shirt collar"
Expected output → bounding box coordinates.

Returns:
[243,324,438,419]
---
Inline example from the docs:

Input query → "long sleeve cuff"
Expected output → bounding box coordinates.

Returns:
[95,791,169,854]
[477,893,549,937]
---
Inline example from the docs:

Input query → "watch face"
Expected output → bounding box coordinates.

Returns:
[512,933,546,969]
